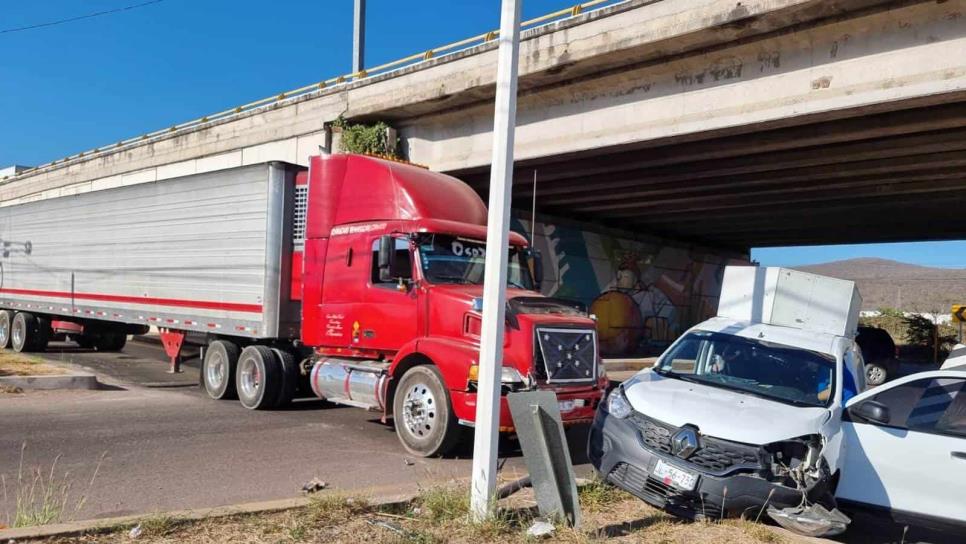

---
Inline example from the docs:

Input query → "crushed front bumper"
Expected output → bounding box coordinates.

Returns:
[588,408,808,520]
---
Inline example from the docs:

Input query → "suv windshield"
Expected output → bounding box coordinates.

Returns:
[416,234,533,290]
[655,331,836,407]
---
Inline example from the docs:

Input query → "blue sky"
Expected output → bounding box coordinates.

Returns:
[752,241,966,268]
[2,1,963,268]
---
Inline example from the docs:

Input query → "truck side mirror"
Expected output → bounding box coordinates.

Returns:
[378,235,412,282]
[849,400,890,424]
[529,248,543,292]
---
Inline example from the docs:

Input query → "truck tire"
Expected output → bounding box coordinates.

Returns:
[95,332,127,352]
[866,362,889,386]
[0,310,12,349]
[271,348,298,408]
[76,335,95,349]
[392,365,461,457]
[236,345,281,410]
[203,340,240,400]
[11,312,37,353]
[32,317,50,352]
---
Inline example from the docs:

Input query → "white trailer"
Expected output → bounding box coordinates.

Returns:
[0,162,303,364]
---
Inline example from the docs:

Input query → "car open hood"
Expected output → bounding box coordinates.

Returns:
[623,370,830,445]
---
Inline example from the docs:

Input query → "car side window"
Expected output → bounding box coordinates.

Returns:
[869,378,966,437]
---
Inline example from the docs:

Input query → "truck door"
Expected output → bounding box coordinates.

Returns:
[359,236,418,352]
[837,375,966,526]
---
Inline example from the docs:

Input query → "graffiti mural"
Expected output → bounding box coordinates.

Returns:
[512,216,749,357]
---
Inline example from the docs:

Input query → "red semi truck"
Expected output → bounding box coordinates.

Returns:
[0,153,605,456]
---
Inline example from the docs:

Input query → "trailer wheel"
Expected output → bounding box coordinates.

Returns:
[0,310,12,349]
[392,365,461,457]
[76,335,95,349]
[271,348,298,408]
[236,346,281,410]
[95,332,127,352]
[33,317,50,352]
[11,312,39,353]
[203,340,240,400]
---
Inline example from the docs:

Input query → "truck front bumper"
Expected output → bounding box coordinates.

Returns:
[588,408,806,520]
[451,387,602,430]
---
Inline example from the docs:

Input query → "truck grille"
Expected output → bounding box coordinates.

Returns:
[534,328,597,384]
[629,413,762,476]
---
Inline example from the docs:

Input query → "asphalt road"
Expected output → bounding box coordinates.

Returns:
[1,341,548,522]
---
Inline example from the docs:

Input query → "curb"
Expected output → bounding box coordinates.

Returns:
[0,373,99,391]
[0,486,417,541]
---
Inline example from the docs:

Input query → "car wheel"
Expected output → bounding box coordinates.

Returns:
[392,365,460,457]
[203,340,240,400]
[0,310,12,349]
[866,363,888,386]
[236,346,281,410]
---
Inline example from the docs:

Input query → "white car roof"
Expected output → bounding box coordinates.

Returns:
[690,316,846,356]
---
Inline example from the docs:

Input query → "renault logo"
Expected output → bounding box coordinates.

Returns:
[671,426,699,459]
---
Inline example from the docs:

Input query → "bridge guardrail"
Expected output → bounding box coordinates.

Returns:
[4,0,628,182]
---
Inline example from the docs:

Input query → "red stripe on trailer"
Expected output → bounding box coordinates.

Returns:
[0,288,262,314]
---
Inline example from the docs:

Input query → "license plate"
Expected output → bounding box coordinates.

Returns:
[653,459,698,491]
[558,399,585,413]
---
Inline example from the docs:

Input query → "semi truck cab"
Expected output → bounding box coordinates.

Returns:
[298,154,605,456]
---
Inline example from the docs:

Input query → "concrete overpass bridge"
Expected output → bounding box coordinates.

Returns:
[3,0,965,252]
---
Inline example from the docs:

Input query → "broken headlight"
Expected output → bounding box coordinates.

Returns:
[606,387,632,419]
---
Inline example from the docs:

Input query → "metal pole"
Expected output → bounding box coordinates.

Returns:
[353,0,366,75]
[470,0,522,522]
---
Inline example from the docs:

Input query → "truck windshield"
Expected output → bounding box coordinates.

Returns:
[416,234,533,290]
[654,331,836,408]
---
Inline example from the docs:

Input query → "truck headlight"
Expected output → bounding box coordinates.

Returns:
[606,387,632,419]
[467,365,527,385]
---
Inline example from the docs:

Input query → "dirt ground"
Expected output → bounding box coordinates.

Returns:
[37,483,803,544]
[0,352,66,378]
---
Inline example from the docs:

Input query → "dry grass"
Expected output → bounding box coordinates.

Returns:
[2,444,106,529]
[36,482,804,544]
[0,352,65,377]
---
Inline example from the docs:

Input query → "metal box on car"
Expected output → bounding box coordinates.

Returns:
[717,266,861,337]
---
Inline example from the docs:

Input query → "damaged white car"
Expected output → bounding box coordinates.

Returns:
[588,266,936,537]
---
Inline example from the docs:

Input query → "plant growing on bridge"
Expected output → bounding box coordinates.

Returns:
[332,116,400,159]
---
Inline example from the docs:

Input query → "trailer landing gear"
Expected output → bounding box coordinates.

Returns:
[159,328,186,373]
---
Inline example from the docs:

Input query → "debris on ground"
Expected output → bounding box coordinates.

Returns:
[301,478,328,494]
[0,384,24,394]
[403,458,415,466]
[366,519,404,535]
[128,524,142,539]
[526,519,556,538]
[767,503,850,537]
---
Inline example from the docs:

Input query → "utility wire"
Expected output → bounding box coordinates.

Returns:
[1,0,166,35]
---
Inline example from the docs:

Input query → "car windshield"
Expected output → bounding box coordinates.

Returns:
[416,234,533,290]
[654,331,836,407]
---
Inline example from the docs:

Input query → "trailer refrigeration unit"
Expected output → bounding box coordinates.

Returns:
[0,153,605,456]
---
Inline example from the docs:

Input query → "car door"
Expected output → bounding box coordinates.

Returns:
[837,374,966,526]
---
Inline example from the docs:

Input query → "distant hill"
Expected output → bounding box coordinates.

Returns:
[793,258,966,312]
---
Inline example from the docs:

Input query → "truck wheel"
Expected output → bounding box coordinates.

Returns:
[95,332,127,352]
[76,335,95,349]
[271,348,298,408]
[11,312,36,353]
[32,317,50,352]
[236,346,281,410]
[203,340,240,400]
[0,310,12,349]
[866,362,888,386]
[392,365,461,457]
